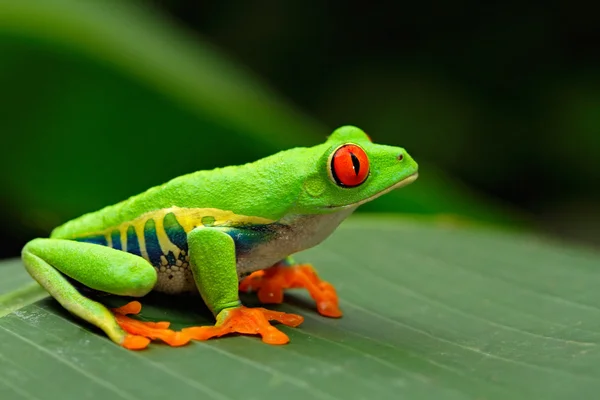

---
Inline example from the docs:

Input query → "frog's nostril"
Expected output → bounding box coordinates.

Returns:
[398,153,404,161]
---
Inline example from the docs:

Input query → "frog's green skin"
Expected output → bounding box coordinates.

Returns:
[21,126,418,347]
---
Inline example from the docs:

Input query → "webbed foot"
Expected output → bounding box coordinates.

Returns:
[239,264,342,318]
[112,301,191,349]
[182,306,303,345]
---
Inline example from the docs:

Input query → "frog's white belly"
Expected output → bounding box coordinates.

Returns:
[152,207,356,294]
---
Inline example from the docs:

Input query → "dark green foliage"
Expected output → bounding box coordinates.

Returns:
[0,1,525,260]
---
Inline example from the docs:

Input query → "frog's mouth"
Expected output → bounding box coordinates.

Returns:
[326,172,419,210]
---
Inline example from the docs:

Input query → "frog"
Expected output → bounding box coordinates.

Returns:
[21,126,418,350]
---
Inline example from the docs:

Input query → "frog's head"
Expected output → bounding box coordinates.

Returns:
[293,125,418,213]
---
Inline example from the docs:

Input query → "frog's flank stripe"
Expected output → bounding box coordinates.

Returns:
[125,225,142,256]
[227,224,278,256]
[111,230,122,250]
[135,220,149,261]
[120,227,128,254]
[143,219,162,266]
[154,213,181,259]
[163,212,188,252]
[74,235,107,246]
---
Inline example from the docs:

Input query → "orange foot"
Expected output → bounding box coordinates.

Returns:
[182,306,303,345]
[239,264,342,318]
[112,301,191,350]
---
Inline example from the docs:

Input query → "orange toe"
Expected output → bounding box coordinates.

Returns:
[121,334,151,350]
[261,308,304,327]
[313,281,343,318]
[259,326,290,345]
[113,300,143,315]
[317,300,343,318]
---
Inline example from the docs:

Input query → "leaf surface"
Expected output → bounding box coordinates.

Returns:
[1,217,599,399]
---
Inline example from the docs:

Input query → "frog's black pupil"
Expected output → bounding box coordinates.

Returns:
[350,152,360,175]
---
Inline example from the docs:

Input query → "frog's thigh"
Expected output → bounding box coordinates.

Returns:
[22,238,157,346]
[23,238,157,296]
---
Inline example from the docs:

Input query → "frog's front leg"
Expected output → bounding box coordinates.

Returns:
[239,257,342,318]
[21,238,174,350]
[181,227,303,345]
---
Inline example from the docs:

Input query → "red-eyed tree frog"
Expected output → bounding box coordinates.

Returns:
[21,126,418,350]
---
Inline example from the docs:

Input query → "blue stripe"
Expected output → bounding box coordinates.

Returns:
[75,235,107,246]
[227,224,279,256]
[126,225,141,256]
[143,219,162,266]
[111,230,122,250]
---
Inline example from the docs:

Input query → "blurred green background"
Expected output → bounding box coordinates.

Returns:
[0,0,598,258]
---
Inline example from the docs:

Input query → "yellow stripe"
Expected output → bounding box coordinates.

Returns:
[155,213,181,257]
[132,218,148,260]
[76,206,274,239]
[120,226,127,252]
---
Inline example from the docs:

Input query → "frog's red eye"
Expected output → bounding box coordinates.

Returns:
[330,144,370,187]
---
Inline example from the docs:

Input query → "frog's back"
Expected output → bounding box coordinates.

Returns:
[51,146,310,241]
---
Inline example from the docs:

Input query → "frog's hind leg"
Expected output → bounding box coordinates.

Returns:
[21,238,178,350]
[239,257,342,318]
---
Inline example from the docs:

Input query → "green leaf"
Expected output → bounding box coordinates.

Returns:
[2,217,600,399]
